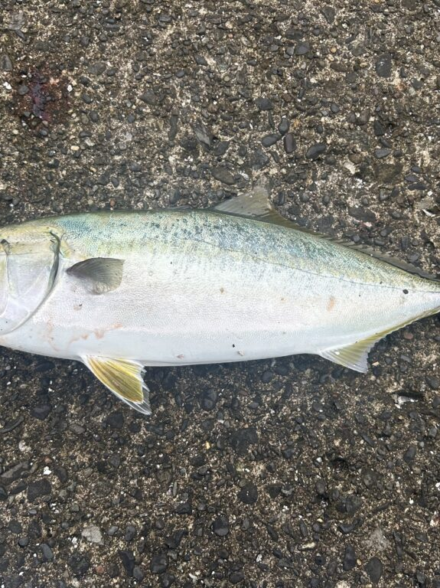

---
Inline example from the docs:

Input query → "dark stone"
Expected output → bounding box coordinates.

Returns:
[348,206,376,223]
[27,479,52,502]
[238,482,258,505]
[261,134,281,147]
[161,573,176,588]
[355,110,370,126]
[215,141,230,157]
[0,462,29,486]
[283,133,296,153]
[338,519,362,534]
[230,427,258,455]
[250,149,270,169]
[9,521,22,534]
[426,376,439,390]
[306,143,327,160]
[229,571,245,584]
[345,494,362,516]
[403,445,417,463]
[119,550,136,576]
[40,543,54,562]
[169,189,181,205]
[106,411,124,429]
[150,552,167,574]
[321,6,335,23]
[343,545,357,571]
[164,529,187,549]
[278,117,290,135]
[194,55,208,66]
[375,53,392,78]
[69,554,90,577]
[53,465,68,484]
[175,502,192,515]
[316,479,326,496]
[375,148,392,159]
[255,97,273,111]
[133,566,145,581]
[125,525,137,542]
[212,515,229,537]
[81,93,93,104]
[199,388,218,411]
[87,62,106,75]
[261,370,274,383]
[1,54,12,71]
[193,123,212,148]
[0,487,7,501]
[212,167,236,185]
[295,41,310,55]
[31,404,52,420]
[140,90,158,105]
[365,557,383,584]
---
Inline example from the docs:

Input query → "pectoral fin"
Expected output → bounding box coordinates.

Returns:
[67,258,124,294]
[82,355,151,415]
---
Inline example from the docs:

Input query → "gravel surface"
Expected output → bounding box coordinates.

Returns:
[1,0,440,587]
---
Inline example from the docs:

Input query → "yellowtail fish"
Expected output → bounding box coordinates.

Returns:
[0,191,438,414]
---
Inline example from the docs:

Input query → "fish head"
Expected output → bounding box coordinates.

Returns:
[0,223,60,335]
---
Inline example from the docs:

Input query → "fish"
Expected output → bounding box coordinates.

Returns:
[0,190,438,415]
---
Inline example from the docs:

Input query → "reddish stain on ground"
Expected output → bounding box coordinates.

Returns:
[13,66,70,130]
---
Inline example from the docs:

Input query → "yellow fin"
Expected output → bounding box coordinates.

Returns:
[320,308,440,373]
[82,356,151,415]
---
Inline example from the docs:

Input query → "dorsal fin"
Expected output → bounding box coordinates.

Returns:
[212,189,439,282]
[212,185,294,228]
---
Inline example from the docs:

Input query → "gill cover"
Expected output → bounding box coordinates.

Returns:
[0,228,60,335]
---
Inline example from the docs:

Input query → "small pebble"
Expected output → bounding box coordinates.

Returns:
[375,53,392,78]
[283,133,296,153]
[343,545,357,571]
[306,143,327,160]
[375,148,392,159]
[261,134,281,147]
[255,97,273,111]
[365,557,383,584]
[213,515,229,537]
[150,552,167,574]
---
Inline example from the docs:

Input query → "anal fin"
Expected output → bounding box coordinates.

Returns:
[82,355,151,415]
[320,338,377,373]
